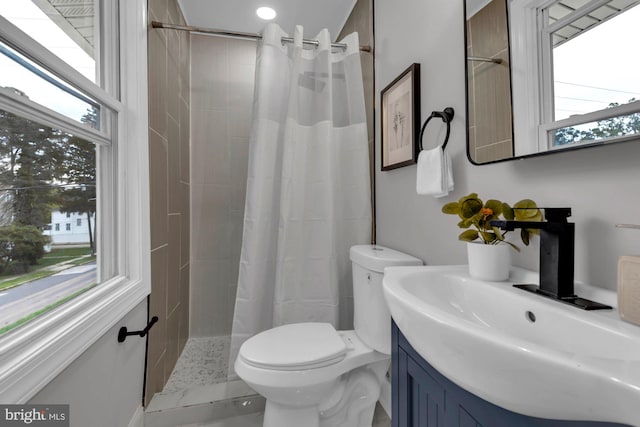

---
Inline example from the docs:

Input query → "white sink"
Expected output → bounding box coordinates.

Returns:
[383,265,640,426]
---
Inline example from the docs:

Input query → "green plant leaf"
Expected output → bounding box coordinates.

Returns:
[480,231,497,243]
[457,217,475,228]
[514,199,541,219]
[502,203,514,220]
[458,229,479,242]
[442,202,461,215]
[521,229,530,246]
[485,199,503,216]
[459,194,483,219]
[492,227,505,240]
[461,193,479,202]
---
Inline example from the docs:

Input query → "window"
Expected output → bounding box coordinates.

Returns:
[77,218,81,226]
[0,0,149,403]
[0,3,105,335]
[511,0,640,151]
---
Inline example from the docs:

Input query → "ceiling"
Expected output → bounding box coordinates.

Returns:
[177,0,357,40]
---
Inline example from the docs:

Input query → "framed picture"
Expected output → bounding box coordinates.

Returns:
[381,63,420,171]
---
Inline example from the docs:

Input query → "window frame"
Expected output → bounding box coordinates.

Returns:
[510,0,640,155]
[0,0,150,403]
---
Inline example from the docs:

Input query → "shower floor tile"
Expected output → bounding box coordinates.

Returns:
[162,336,231,394]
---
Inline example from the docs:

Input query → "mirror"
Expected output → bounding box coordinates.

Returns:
[465,0,640,164]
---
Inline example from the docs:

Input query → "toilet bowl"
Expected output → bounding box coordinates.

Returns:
[234,245,422,427]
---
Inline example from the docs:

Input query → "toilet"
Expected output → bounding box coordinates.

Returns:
[234,245,422,427]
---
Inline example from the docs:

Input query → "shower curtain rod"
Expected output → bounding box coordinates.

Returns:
[151,21,372,53]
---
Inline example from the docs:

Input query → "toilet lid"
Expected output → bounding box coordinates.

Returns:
[239,323,347,371]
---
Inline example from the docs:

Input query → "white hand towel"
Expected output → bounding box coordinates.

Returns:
[443,149,454,195]
[416,146,454,197]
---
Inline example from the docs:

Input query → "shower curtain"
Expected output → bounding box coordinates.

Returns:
[229,23,371,376]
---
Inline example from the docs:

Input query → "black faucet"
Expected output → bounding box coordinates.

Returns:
[490,208,611,310]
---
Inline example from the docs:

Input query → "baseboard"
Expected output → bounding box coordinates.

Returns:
[128,405,144,427]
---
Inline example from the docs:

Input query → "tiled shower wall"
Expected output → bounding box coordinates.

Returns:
[338,0,375,241]
[189,35,256,337]
[146,0,191,404]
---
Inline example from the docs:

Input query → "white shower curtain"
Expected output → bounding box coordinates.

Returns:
[228,23,371,376]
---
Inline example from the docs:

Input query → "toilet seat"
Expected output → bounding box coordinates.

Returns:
[236,329,388,390]
[239,323,347,371]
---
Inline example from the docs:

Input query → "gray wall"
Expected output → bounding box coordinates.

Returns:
[190,35,255,337]
[29,301,146,427]
[375,0,640,291]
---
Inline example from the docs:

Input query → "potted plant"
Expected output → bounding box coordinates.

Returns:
[442,193,542,281]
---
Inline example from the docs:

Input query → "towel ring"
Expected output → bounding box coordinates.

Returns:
[418,107,455,151]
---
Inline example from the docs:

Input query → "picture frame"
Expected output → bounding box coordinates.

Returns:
[380,63,420,171]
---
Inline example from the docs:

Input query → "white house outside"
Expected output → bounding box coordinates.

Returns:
[45,210,95,245]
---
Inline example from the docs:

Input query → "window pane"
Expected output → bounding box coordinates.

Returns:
[0,1,97,83]
[0,108,99,335]
[552,109,640,147]
[0,39,101,128]
[552,4,640,120]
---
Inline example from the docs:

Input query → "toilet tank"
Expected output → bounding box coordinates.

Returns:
[350,245,422,355]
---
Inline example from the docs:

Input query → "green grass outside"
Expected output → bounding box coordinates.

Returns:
[0,283,96,335]
[36,247,94,269]
[0,247,95,291]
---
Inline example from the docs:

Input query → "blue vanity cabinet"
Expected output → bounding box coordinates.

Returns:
[391,321,630,427]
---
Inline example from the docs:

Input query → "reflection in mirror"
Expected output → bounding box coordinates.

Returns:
[465,0,513,164]
[465,0,640,164]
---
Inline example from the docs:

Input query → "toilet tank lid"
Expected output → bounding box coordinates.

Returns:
[350,245,422,273]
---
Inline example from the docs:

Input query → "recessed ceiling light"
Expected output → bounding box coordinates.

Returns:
[256,6,276,20]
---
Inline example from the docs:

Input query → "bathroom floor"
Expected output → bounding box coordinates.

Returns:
[163,336,231,394]
[179,412,263,427]
[179,403,391,427]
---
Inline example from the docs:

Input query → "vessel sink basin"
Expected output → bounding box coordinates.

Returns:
[383,265,640,426]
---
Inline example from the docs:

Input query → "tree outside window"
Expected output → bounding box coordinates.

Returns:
[0,105,96,273]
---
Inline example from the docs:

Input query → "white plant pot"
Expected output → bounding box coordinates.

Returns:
[467,242,511,281]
